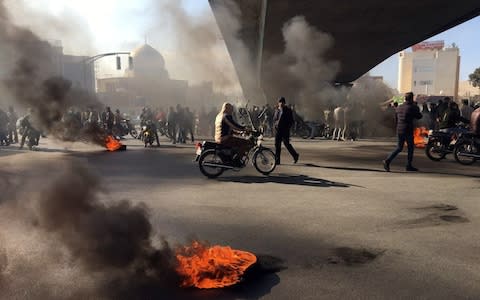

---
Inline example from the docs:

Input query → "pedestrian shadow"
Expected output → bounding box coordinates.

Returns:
[219,174,357,188]
[304,163,385,173]
[304,163,479,179]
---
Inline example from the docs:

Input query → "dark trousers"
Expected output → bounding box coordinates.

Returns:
[386,132,414,167]
[275,130,298,163]
[167,123,176,143]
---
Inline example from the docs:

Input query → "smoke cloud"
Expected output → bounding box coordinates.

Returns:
[148,0,248,94]
[262,16,394,130]
[0,0,107,145]
[262,16,343,119]
[35,163,178,288]
[0,161,180,298]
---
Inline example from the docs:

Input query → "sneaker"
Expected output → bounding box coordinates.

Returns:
[406,166,419,172]
[382,160,390,172]
[293,154,299,164]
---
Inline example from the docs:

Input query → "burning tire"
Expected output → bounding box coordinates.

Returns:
[199,149,225,178]
[454,140,477,165]
[253,148,277,175]
[425,141,446,161]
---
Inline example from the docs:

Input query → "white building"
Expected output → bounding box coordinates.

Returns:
[398,41,460,98]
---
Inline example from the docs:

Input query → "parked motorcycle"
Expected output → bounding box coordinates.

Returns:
[454,132,479,165]
[302,122,330,139]
[113,119,138,139]
[195,130,277,178]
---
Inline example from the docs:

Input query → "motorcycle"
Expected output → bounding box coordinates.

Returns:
[195,130,277,178]
[157,121,172,138]
[302,122,330,139]
[453,132,480,165]
[195,103,277,178]
[142,120,156,147]
[425,126,467,161]
[113,119,138,139]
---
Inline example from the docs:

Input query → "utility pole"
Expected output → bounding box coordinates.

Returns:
[82,52,133,94]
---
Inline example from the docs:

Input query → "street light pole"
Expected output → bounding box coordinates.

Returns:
[82,52,132,94]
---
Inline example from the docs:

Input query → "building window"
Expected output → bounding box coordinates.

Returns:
[419,80,433,86]
[416,66,434,72]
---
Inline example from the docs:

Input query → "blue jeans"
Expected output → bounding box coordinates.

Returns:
[386,133,414,167]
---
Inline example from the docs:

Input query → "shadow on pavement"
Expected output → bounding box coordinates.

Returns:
[304,163,385,173]
[304,163,480,178]
[219,174,358,188]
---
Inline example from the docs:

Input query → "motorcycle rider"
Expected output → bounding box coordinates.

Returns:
[470,107,480,136]
[438,102,469,135]
[142,107,160,147]
[215,102,251,166]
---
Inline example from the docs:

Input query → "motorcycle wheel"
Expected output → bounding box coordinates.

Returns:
[130,129,138,139]
[253,148,277,175]
[425,141,446,161]
[198,149,225,179]
[454,140,477,165]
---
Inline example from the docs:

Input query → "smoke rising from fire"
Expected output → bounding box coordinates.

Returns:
[0,161,180,298]
[0,0,108,144]
[262,16,394,126]
[148,0,249,94]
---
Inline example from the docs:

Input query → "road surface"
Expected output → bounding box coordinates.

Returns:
[0,136,479,299]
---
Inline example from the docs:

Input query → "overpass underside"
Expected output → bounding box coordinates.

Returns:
[209,0,480,102]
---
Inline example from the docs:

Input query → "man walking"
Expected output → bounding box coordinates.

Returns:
[383,92,422,172]
[273,97,299,165]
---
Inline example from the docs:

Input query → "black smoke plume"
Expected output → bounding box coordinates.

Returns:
[0,0,106,145]
[34,162,179,294]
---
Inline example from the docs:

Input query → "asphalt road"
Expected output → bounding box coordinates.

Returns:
[0,136,479,299]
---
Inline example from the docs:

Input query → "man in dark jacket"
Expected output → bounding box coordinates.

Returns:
[470,107,480,136]
[383,92,423,172]
[273,97,299,165]
[438,102,469,135]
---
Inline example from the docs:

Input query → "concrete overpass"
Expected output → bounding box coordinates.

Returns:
[209,0,480,101]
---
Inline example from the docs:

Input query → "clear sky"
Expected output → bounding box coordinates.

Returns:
[370,16,480,89]
[12,0,480,90]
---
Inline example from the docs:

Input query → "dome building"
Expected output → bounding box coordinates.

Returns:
[126,44,169,79]
[97,43,188,111]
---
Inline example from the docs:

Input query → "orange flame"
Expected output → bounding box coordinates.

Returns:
[176,241,257,289]
[105,136,123,151]
[413,127,429,148]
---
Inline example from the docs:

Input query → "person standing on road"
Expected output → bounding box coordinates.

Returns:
[7,106,18,144]
[332,104,344,141]
[383,92,423,172]
[273,97,299,165]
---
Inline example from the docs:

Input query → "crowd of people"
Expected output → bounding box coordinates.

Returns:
[384,97,479,133]
[1,95,479,152]
[383,93,480,172]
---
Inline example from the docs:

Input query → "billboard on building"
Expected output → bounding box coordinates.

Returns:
[412,40,445,51]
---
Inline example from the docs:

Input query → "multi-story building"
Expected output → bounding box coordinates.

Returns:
[398,41,460,98]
